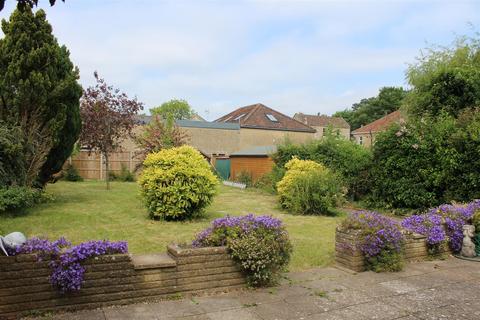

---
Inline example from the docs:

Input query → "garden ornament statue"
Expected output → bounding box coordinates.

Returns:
[461,225,476,258]
[0,232,27,256]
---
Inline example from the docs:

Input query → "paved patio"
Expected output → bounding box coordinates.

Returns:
[30,258,480,320]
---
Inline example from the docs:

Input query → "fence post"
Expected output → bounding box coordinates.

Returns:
[100,153,103,180]
[129,151,133,172]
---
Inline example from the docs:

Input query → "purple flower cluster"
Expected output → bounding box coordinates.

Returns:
[342,211,405,258]
[193,214,284,247]
[402,213,445,245]
[6,237,70,259]
[11,237,127,293]
[51,240,128,293]
[402,200,480,253]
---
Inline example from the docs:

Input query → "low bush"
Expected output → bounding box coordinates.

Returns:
[254,165,285,194]
[63,164,83,182]
[234,170,253,187]
[139,145,218,220]
[277,158,345,215]
[0,186,44,213]
[193,214,292,286]
[109,164,135,182]
[341,211,405,272]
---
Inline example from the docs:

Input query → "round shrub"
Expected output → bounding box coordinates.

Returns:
[0,186,44,213]
[276,158,345,215]
[193,214,292,286]
[139,146,218,220]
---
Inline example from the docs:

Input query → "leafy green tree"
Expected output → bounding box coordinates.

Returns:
[0,8,82,187]
[151,99,194,121]
[0,0,63,12]
[334,87,407,130]
[406,37,480,118]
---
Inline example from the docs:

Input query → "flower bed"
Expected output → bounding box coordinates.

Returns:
[193,214,292,286]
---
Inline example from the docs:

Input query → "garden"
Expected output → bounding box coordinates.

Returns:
[1,3,480,318]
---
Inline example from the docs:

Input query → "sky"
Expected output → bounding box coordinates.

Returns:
[1,0,480,120]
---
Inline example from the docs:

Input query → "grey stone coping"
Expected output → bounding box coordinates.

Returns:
[131,253,176,270]
[167,244,228,257]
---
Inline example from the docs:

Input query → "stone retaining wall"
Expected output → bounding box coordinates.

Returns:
[335,228,436,272]
[0,245,245,319]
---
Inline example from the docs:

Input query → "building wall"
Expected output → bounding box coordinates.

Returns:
[352,133,375,148]
[238,128,314,150]
[180,126,240,155]
[230,156,274,182]
[310,126,350,140]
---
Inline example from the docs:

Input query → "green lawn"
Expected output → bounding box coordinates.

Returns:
[0,181,344,271]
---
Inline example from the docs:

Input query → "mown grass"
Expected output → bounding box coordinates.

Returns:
[0,181,344,271]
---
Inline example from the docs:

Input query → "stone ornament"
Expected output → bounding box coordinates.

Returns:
[0,232,27,256]
[461,225,476,258]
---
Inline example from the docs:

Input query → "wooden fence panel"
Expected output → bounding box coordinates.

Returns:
[69,151,143,180]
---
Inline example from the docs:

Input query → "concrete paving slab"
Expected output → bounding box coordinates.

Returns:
[347,300,409,319]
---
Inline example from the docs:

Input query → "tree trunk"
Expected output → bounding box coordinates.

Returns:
[104,152,110,190]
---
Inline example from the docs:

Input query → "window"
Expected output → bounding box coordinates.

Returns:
[359,136,363,145]
[322,127,326,134]
[266,114,278,122]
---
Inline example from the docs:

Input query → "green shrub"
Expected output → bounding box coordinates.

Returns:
[369,114,458,209]
[63,164,83,182]
[0,186,43,213]
[234,170,253,187]
[254,165,285,194]
[273,134,372,200]
[193,215,292,286]
[139,145,218,220]
[108,165,135,182]
[277,158,345,215]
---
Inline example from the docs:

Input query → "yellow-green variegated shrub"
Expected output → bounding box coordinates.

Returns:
[139,146,218,220]
[276,158,345,215]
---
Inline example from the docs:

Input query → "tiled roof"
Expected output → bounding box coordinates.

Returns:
[293,113,350,129]
[351,110,403,134]
[215,103,316,133]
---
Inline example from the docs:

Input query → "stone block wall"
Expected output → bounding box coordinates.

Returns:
[335,228,434,272]
[0,245,245,319]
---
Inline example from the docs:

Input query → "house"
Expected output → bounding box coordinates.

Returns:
[229,145,277,182]
[351,110,404,147]
[215,103,316,151]
[293,113,351,139]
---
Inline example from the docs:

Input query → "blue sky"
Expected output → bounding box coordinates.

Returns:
[1,0,480,120]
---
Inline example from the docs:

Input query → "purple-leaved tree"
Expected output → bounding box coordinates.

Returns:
[79,72,143,189]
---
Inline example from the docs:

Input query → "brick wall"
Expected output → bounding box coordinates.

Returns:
[0,245,245,319]
[335,228,442,272]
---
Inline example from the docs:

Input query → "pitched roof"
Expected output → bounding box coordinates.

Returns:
[293,113,350,129]
[214,103,315,133]
[351,110,403,134]
[230,145,277,157]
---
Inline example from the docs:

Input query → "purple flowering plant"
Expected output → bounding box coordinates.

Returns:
[10,237,128,293]
[402,200,480,254]
[341,211,405,272]
[193,214,292,286]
